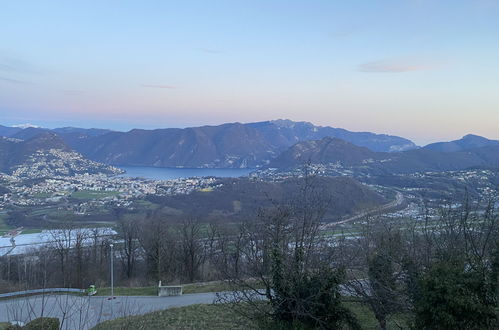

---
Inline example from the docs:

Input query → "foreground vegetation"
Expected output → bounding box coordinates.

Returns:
[92,304,250,330]
[1,174,498,329]
[91,301,409,330]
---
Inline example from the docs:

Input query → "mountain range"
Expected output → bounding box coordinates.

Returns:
[271,136,499,174]
[1,120,498,172]
[0,120,416,168]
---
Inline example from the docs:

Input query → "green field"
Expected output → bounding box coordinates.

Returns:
[0,212,43,235]
[32,192,54,198]
[71,190,120,200]
[132,199,158,209]
[20,229,43,234]
[29,206,64,216]
[0,214,10,235]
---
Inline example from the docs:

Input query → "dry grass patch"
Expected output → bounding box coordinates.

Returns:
[92,303,252,330]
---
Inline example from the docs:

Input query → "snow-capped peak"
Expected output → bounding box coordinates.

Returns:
[12,123,40,129]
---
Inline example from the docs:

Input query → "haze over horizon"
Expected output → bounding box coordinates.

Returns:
[0,118,495,147]
[1,1,499,145]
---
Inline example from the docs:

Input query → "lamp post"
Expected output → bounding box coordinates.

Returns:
[109,243,114,299]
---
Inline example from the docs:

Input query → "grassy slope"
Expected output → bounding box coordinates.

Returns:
[91,301,407,330]
[90,280,407,329]
[92,304,250,330]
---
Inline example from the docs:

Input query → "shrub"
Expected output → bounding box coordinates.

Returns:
[24,317,60,330]
[414,261,497,330]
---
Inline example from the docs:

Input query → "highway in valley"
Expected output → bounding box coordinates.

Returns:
[321,191,405,232]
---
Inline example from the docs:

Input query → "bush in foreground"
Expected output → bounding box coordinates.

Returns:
[5,317,59,330]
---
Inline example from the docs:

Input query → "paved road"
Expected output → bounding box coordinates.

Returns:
[0,293,218,329]
[323,191,405,230]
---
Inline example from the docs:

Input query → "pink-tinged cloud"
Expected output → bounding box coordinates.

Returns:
[359,58,439,73]
[140,84,176,89]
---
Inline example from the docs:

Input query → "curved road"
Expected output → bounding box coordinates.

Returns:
[322,192,405,230]
[0,293,218,329]
[338,191,404,224]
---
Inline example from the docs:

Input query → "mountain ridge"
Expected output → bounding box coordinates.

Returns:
[0,133,121,178]
[50,120,418,168]
[424,134,499,152]
[271,136,499,174]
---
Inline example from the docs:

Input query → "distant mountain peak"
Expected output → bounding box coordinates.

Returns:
[269,136,378,168]
[11,123,41,129]
[270,119,314,128]
[23,132,71,151]
[0,131,121,178]
[424,134,499,152]
[461,134,489,141]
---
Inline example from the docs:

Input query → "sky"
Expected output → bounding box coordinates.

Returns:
[1,0,499,145]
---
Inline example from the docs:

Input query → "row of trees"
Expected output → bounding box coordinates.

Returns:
[0,214,223,291]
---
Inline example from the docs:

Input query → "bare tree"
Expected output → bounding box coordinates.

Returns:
[179,218,205,283]
[49,222,75,287]
[138,212,172,282]
[117,216,140,279]
[343,216,408,330]
[219,175,360,329]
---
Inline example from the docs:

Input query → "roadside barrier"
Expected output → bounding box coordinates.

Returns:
[0,288,84,298]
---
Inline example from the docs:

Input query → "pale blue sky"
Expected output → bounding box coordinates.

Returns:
[1,0,498,144]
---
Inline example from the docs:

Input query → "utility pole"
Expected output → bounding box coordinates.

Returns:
[110,243,114,299]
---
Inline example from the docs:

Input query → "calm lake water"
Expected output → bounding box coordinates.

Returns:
[118,166,254,180]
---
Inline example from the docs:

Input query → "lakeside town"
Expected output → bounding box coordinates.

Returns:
[0,171,219,210]
[2,156,498,223]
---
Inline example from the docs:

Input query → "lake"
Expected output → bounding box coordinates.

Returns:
[0,228,116,256]
[118,166,254,180]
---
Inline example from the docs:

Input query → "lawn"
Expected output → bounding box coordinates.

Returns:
[91,304,251,330]
[182,281,231,294]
